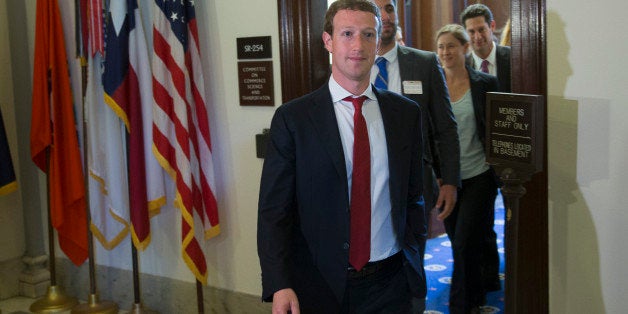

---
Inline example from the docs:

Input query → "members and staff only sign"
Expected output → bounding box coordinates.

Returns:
[485,93,544,172]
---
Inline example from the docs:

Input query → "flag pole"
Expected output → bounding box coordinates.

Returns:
[30,148,79,313]
[127,245,157,314]
[70,57,119,314]
[197,280,205,313]
[126,141,156,314]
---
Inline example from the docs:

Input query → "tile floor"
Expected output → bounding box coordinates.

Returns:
[0,296,125,314]
[0,296,48,314]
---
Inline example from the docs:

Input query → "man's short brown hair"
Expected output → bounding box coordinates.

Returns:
[323,0,382,36]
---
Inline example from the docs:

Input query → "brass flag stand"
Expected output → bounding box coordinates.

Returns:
[30,151,78,313]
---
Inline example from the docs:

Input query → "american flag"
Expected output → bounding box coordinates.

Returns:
[152,0,219,284]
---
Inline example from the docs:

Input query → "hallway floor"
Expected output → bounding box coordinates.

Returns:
[424,193,505,313]
[0,296,125,314]
[2,195,506,314]
[0,296,51,314]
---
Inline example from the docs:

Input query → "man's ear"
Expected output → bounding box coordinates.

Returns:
[323,32,333,53]
[489,20,496,32]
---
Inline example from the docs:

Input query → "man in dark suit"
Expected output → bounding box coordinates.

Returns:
[257,1,426,313]
[369,0,460,239]
[460,3,508,294]
[461,3,512,93]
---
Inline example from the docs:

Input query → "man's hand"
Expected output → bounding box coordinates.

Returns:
[435,183,458,221]
[272,288,300,314]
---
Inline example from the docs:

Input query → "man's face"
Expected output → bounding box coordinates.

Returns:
[323,9,379,87]
[372,0,397,47]
[464,16,495,58]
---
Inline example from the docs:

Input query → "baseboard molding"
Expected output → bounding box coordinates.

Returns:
[0,257,22,299]
[56,258,271,313]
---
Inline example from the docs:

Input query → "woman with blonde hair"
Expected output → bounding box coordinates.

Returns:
[435,23,500,314]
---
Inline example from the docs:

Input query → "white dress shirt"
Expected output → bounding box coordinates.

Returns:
[471,41,497,76]
[370,43,402,94]
[328,76,401,262]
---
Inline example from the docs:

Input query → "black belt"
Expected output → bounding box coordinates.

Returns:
[347,251,403,279]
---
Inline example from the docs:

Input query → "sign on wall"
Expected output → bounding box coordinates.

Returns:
[236,36,274,106]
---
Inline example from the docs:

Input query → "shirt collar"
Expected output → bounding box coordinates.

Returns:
[377,42,399,64]
[472,41,497,66]
[329,75,377,104]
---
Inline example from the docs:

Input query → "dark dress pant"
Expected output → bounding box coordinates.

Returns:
[444,170,498,313]
[296,253,413,314]
[340,254,412,314]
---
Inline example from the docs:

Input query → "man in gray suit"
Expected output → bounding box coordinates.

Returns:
[461,3,512,92]
[369,0,460,227]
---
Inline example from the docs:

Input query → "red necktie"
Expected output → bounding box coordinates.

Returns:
[481,59,490,73]
[344,95,371,271]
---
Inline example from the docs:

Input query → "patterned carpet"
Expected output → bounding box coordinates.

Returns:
[423,192,506,314]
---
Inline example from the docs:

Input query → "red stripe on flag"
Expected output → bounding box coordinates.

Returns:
[89,0,103,55]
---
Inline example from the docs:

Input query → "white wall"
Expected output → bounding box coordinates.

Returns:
[0,0,25,263]
[547,0,628,312]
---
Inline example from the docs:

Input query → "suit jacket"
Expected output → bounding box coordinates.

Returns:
[467,65,501,186]
[468,45,511,92]
[257,83,426,310]
[396,45,460,187]
[468,65,499,144]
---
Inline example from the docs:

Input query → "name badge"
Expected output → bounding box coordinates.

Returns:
[403,81,423,95]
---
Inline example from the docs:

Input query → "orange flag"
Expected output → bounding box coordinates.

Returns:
[30,0,88,266]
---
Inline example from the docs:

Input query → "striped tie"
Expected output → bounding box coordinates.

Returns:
[481,59,490,73]
[374,57,388,90]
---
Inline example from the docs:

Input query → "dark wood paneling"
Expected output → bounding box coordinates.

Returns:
[509,0,548,312]
[277,0,330,102]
